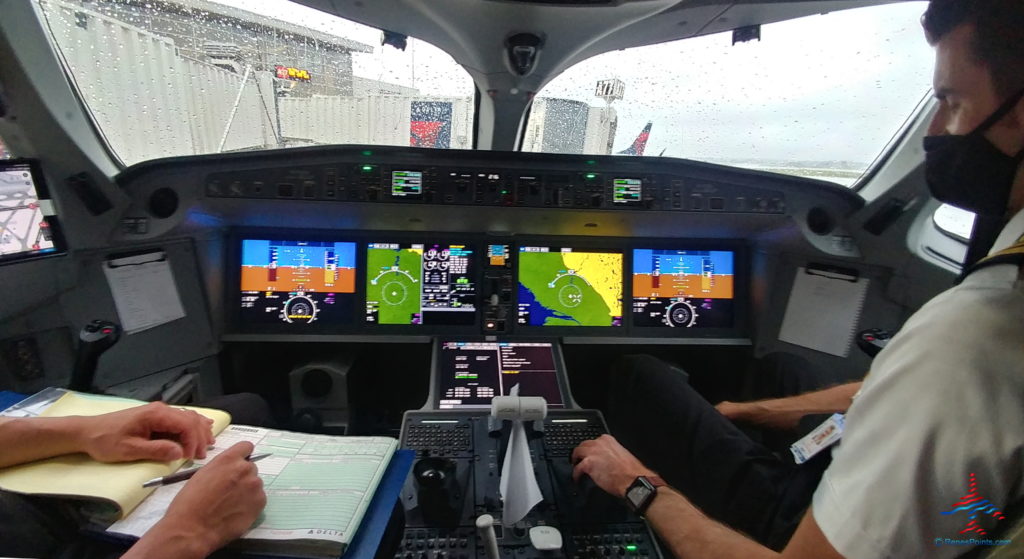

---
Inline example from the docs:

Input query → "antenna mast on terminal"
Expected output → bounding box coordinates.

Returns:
[595,78,625,106]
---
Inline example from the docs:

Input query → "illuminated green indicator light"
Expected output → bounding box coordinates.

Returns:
[585,173,597,180]
[361,150,373,156]
[361,165,374,172]
[626,546,638,552]
[586,160,596,165]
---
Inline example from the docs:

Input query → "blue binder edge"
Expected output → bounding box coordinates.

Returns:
[342,448,414,559]
[0,391,28,412]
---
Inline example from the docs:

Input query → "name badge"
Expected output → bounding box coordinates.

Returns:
[790,413,845,464]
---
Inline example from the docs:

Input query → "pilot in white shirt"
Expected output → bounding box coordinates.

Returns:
[572,1,1024,557]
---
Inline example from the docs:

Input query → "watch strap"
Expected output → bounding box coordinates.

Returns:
[644,475,668,488]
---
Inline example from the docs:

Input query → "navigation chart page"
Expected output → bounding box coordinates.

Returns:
[632,249,735,328]
[517,247,623,327]
[365,243,476,325]
[0,163,57,261]
[240,240,357,325]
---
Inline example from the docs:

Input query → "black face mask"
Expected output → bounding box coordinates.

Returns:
[924,88,1024,218]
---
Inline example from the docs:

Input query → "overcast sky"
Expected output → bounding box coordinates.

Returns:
[213,0,934,166]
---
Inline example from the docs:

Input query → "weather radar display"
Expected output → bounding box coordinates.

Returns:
[632,249,735,328]
[517,247,623,327]
[240,240,357,326]
[365,242,476,325]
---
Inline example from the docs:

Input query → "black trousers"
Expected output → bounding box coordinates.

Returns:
[604,355,825,550]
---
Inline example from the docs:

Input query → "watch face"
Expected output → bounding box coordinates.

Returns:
[626,484,653,510]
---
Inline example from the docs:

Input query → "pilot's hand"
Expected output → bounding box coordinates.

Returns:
[77,401,215,463]
[124,441,267,559]
[715,400,748,422]
[715,400,801,431]
[571,434,658,499]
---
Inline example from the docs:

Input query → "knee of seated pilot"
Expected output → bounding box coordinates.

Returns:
[199,392,277,428]
[610,354,689,389]
[607,355,691,415]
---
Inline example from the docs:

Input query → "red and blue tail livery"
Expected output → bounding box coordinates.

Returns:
[617,121,652,156]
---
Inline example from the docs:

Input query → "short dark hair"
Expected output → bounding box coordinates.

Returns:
[923,0,1024,97]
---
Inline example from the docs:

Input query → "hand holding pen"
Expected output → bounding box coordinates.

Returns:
[142,452,271,487]
[125,441,268,559]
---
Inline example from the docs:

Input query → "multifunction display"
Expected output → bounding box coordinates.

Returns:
[0,160,61,264]
[437,341,564,408]
[365,242,476,325]
[391,170,423,197]
[612,178,642,204]
[239,240,357,325]
[631,249,735,328]
[517,247,623,327]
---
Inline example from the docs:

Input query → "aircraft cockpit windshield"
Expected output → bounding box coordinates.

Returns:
[32,0,935,190]
[25,0,979,242]
[31,0,476,166]
[522,2,934,188]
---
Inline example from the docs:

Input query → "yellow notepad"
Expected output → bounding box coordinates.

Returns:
[0,390,399,558]
[0,391,230,518]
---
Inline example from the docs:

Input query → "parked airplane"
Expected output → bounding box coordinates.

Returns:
[617,121,652,156]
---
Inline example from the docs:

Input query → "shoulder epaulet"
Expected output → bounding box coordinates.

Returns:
[958,235,1024,284]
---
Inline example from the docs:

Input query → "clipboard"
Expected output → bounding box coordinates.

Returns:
[105,250,168,268]
[779,263,870,357]
[103,250,186,334]
[804,263,860,283]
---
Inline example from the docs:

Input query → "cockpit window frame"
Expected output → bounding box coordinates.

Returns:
[29,0,481,169]
[850,91,934,194]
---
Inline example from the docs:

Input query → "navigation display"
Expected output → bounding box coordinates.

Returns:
[632,249,735,328]
[239,240,357,325]
[517,247,623,327]
[437,341,564,408]
[0,160,62,264]
[365,242,476,325]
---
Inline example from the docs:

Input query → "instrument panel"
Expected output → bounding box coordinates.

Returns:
[114,146,864,341]
[228,229,748,339]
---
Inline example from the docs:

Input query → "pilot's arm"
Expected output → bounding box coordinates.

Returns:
[715,381,862,431]
[0,403,266,559]
[0,401,214,467]
[572,435,843,559]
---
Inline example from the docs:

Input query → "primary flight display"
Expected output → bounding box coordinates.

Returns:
[239,239,358,325]
[631,249,735,328]
[517,247,623,327]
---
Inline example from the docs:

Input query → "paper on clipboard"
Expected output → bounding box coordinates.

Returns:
[778,266,869,357]
[102,251,186,334]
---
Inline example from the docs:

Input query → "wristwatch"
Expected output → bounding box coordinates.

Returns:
[624,475,668,516]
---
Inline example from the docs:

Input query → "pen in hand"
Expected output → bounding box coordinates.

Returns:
[142,453,272,488]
